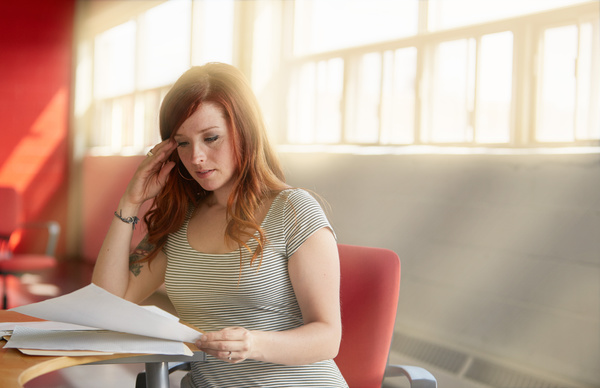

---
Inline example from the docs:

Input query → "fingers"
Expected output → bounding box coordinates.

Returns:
[150,139,177,186]
[156,160,176,183]
[146,139,177,163]
[144,140,177,181]
[123,140,179,206]
[196,327,253,364]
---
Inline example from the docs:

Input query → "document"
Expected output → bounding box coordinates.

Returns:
[6,326,193,356]
[5,283,203,355]
[0,320,99,336]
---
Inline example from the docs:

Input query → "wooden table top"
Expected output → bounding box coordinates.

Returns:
[0,310,200,388]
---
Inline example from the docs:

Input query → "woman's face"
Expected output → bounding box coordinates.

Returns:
[174,102,237,196]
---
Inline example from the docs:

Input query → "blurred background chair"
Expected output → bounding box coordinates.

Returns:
[136,243,436,388]
[0,186,60,309]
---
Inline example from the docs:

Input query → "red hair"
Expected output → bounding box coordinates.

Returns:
[143,63,287,266]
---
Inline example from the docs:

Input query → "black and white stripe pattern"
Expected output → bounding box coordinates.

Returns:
[164,189,348,387]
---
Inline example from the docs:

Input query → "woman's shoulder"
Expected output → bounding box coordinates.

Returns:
[275,187,316,202]
[272,188,327,217]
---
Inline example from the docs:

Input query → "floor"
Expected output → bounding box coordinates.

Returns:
[5,260,479,388]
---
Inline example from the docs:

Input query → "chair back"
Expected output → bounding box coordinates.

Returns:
[334,244,401,388]
[0,186,20,239]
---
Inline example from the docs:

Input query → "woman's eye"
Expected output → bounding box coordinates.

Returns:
[205,135,219,143]
[176,141,189,147]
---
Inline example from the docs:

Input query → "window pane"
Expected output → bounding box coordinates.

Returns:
[191,0,234,66]
[294,0,418,56]
[91,97,134,152]
[537,25,578,142]
[94,21,136,99]
[133,95,146,150]
[287,63,316,143]
[287,59,344,144]
[113,96,135,152]
[476,32,513,143]
[576,21,600,140]
[429,0,593,31]
[138,0,192,89]
[428,39,475,143]
[346,53,382,143]
[141,89,164,147]
[91,100,112,148]
[381,48,417,144]
[315,59,344,143]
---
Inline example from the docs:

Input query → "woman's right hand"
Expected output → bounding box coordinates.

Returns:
[123,139,178,206]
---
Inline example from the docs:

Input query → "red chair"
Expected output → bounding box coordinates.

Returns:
[335,244,436,388]
[136,244,437,388]
[0,186,60,309]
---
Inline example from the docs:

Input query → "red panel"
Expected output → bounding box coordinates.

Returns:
[0,0,75,258]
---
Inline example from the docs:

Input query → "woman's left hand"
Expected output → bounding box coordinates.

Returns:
[196,327,255,363]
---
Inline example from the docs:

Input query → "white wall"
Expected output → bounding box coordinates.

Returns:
[279,150,600,388]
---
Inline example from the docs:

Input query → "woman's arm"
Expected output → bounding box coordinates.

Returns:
[197,227,342,365]
[92,139,176,302]
[93,226,168,303]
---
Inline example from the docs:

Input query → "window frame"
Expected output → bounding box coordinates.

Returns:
[282,1,599,149]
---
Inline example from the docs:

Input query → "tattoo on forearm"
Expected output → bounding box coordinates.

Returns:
[128,235,155,277]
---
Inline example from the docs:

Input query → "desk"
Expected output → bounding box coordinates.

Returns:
[0,310,205,388]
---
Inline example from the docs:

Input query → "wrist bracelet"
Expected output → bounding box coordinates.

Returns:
[114,210,140,230]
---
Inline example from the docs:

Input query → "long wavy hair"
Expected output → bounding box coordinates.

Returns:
[142,63,287,267]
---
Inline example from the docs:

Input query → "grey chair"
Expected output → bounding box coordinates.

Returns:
[0,186,60,309]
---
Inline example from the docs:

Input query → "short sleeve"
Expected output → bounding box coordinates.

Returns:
[282,189,335,257]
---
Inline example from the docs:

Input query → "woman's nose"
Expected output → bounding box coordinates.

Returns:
[191,145,206,164]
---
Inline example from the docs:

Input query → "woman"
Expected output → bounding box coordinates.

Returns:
[92,63,348,387]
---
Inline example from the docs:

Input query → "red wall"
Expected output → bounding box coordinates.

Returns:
[0,0,75,258]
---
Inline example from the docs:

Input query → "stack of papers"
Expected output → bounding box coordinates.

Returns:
[3,284,203,356]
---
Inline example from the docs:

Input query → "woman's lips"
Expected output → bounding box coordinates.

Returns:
[196,169,214,179]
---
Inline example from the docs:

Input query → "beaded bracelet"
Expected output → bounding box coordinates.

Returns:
[114,210,140,230]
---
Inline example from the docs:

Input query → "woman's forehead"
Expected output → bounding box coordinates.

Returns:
[175,102,228,136]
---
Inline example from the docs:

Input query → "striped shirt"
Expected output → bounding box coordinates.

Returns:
[164,189,348,387]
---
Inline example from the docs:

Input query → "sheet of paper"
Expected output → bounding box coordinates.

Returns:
[0,321,99,334]
[11,284,202,343]
[0,306,173,334]
[19,349,114,356]
[5,326,194,356]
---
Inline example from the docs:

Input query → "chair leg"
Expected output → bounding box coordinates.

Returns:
[144,362,170,388]
[136,362,191,388]
[135,371,147,388]
[1,273,7,310]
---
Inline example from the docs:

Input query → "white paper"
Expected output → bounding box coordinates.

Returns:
[0,321,99,333]
[11,284,202,343]
[5,326,193,356]
[19,349,114,356]
[0,306,177,336]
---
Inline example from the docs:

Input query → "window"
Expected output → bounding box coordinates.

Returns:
[93,22,136,100]
[426,38,477,143]
[381,47,417,145]
[476,32,513,144]
[346,52,383,144]
[285,0,599,149]
[427,0,590,31]
[422,31,514,145]
[138,0,192,90]
[84,0,235,154]
[287,58,344,144]
[293,0,418,56]
[536,20,600,143]
[80,0,599,153]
